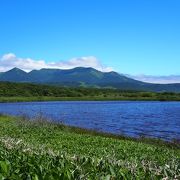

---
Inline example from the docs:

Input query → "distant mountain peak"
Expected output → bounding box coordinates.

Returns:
[0,67,180,92]
[8,67,27,73]
[0,67,27,82]
[72,67,96,71]
[40,68,61,71]
[9,67,21,71]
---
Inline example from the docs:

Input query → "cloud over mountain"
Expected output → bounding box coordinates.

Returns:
[0,53,113,72]
[1,53,180,84]
[129,74,180,84]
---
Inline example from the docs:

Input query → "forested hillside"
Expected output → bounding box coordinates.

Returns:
[0,82,180,101]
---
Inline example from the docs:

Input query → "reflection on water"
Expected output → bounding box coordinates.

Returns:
[0,101,180,141]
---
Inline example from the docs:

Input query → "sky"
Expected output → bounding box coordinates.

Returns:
[0,0,180,83]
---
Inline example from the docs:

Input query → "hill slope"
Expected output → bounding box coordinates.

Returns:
[0,67,180,92]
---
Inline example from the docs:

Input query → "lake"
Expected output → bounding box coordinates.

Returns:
[0,101,180,141]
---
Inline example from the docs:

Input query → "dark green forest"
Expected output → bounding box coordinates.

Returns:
[0,82,180,102]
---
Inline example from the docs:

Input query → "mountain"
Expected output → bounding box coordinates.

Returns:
[0,67,180,92]
[0,68,28,82]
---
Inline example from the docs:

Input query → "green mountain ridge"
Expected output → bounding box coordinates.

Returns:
[0,67,180,92]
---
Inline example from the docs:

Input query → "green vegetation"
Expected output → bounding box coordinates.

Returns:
[1,67,180,92]
[0,115,179,179]
[1,82,180,102]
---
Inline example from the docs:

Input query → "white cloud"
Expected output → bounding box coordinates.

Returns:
[129,74,180,84]
[1,53,179,84]
[0,53,113,72]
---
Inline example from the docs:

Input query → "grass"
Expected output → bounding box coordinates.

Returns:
[1,95,180,103]
[1,81,180,102]
[0,115,179,179]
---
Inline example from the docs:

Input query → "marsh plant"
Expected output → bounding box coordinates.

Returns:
[0,115,179,179]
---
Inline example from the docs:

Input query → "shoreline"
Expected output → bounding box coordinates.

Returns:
[1,96,180,103]
[0,115,179,178]
[47,122,180,149]
[0,114,179,148]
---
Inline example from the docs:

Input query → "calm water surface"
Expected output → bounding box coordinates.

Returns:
[0,101,180,141]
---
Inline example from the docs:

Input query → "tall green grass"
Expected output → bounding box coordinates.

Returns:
[0,115,179,179]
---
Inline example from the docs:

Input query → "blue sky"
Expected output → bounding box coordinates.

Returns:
[0,0,180,77]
